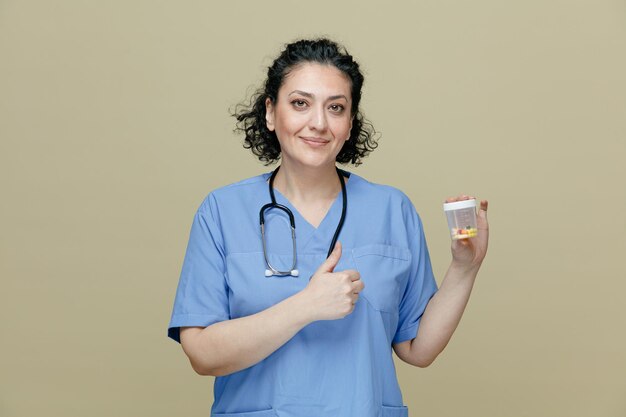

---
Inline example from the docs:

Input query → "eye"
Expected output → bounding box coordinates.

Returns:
[291,99,308,109]
[329,104,345,113]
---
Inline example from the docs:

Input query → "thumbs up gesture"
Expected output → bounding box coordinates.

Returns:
[302,242,364,321]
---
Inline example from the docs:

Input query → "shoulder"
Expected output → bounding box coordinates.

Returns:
[350,172,417,212]
[197,172,270,214]
[350,172,425,234]
[347,172,426,247]
[214,172,268,195]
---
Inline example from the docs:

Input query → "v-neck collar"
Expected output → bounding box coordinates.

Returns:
[262,169,354,252]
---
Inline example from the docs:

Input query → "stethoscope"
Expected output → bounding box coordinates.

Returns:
[260,165,348,277]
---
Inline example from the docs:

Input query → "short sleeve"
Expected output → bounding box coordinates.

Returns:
[167,193,230,343]
[392,200,439,344]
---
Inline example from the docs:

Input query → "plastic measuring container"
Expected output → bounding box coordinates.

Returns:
[443,199,478,240]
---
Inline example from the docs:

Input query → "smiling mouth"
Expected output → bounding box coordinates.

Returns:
[301,137,330,144]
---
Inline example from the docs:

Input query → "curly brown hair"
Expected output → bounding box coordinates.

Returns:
[232,38,379,166]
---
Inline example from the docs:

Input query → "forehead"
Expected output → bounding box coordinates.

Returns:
[280,63,352,98]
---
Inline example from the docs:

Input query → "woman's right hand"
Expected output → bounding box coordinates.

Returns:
[301,241,364,321]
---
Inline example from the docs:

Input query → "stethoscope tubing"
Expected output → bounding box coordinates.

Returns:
[259,165,347,277]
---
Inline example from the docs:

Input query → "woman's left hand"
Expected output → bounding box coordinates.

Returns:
[446,196,489,271]
[405,198,489,366]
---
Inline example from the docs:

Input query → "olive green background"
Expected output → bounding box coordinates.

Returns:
[1,1,625,416]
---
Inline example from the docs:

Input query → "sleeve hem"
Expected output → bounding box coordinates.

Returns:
[167,313,229,344]
[392,322,419,344]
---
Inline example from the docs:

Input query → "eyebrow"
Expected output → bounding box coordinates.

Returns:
[288,90,349,101]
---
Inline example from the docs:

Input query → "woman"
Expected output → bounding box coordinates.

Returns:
[167,38,489,417]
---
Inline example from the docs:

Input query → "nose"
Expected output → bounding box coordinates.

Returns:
[309,104,328,131]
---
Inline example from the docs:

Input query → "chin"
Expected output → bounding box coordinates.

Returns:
[299,157,337,170]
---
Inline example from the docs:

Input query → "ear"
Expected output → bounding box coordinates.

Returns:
[265,97,275,132]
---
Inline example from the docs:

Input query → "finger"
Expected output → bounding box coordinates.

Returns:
[347,270,361,282]
[478,200,488,221]
[445,195,474,203]
[452,237,472,249]
[317,241,342,273]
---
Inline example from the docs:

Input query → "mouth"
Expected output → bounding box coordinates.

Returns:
[300,136,330,146]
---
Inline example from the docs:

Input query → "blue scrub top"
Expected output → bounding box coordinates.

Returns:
[168,170,438,417]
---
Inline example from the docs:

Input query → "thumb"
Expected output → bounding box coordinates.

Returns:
[317,241,342,273]
[478,200,488,221]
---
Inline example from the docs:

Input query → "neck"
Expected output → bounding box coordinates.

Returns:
[272,160,344,203]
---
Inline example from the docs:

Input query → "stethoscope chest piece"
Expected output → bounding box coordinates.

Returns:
[264,268,299,277]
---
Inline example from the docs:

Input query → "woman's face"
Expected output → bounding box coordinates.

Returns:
[265,63,353,170]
